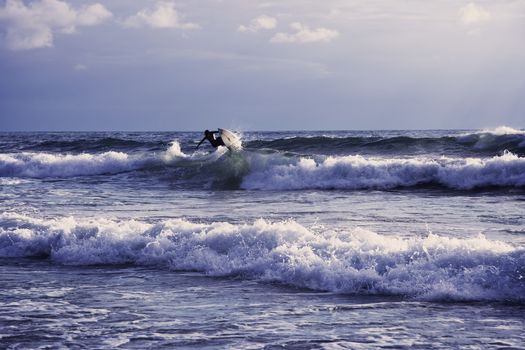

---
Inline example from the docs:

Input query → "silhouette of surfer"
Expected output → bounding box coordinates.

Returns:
[196,130,225,149]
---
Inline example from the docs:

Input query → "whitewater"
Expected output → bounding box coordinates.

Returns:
[1,128,524,349]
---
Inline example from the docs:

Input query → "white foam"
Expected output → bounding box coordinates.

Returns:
[0,151,143,178]
[1,213,523,302]
[457,126,525,137]
[0,178,32,186]
[479,126,525,136]
[162,141,187,162]
[0,141,191,178]
[241,152,525,190]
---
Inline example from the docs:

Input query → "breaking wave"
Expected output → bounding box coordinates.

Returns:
[1,213,523,303]
[241,151,525,190]
[0,141,192,178]
[0,151,144,178]
[1,141,524,191]
[456,126,525,153]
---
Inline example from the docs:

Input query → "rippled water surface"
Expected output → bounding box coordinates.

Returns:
[2,261,524,349]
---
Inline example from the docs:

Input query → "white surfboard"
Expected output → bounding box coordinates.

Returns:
[218,128,242,151]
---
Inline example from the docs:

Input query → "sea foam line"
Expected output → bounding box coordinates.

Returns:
[1,213,523,302]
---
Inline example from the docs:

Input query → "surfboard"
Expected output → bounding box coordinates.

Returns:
[218,128,242,151]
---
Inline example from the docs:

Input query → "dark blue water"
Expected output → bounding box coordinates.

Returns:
[1,128,524,348]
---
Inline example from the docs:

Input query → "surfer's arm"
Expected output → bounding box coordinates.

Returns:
[195,136,207,149]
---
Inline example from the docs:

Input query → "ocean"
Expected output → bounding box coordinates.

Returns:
[1,128,524,349]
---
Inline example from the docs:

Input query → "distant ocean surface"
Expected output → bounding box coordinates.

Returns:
[1,128,524,349]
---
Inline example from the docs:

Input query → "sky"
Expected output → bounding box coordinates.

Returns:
[0,0,524,131]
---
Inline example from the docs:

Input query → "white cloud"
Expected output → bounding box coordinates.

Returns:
[270,22,339,44]
[123,2,199,29]
[73,63,87,70]
[77,3,112,26]
[238,15,277,32]
[0,0,112,50]
[459,3,491,24]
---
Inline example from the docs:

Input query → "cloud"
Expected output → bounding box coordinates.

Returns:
[122,1,199,29]
[270,22,339,44]
[77,3,112,26]
[73,63,87,70]
[459,3,491,24]
[238,15,277,32]
[0,0,112,50]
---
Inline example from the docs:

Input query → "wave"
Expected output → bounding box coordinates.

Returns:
[1,213,523,302]
[0,151,146,178]
[246,135,456,155]
[456,126,525,152]
[241,151,525,190]
[0,135,169,153]
[1,142,524,191]
[4,128,524,157]
[0,141,196,178]
[245,127,525,156]
[473,126,525,136]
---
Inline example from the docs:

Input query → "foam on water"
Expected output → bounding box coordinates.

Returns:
[0,178,32,186]
[1,213,523,302]
[0,151,142,178]
[475,126,525,136]
[162,141,188,162]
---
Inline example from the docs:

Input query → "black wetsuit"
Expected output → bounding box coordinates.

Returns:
[205,131,225,148]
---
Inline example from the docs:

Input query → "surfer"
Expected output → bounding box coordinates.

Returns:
[196,130,225,149]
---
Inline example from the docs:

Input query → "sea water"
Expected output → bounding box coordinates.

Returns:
[1,128,524,349]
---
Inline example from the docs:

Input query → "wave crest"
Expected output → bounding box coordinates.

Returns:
[456,126,525,152]
[477,126,525,136]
